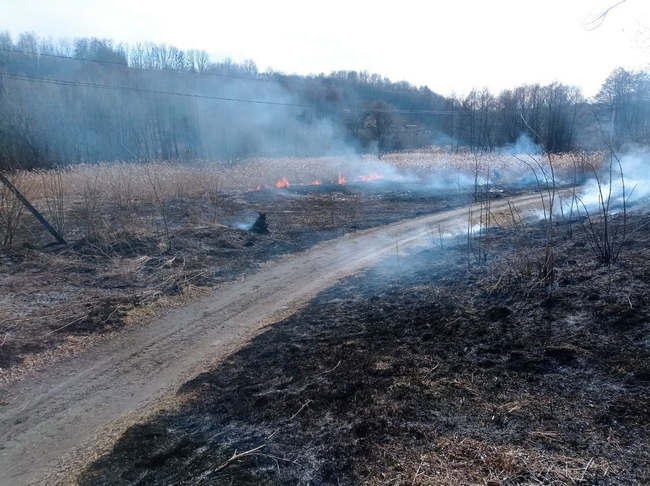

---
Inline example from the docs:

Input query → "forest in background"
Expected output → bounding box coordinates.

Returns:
[0,31,649,169]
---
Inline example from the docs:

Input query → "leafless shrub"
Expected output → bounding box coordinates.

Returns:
[464,151,493,266]
[143,164,171,246]
[0,172,29,247]
[105,163,137,212]
[575,150,629,265]
[79,174,102,240]
[206,174,224,224]
[40,168,66,237]
[511,148,557,286]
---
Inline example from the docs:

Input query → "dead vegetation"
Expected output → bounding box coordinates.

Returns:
[0,170,32,247]
[1,149,646,483]
[79,210,650,485]
[384,147,598,182]
[0,157,484,384]
[0,150,602,248]
[0,149,615,387]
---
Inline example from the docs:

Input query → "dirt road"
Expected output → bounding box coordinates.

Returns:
[0,193,545,485]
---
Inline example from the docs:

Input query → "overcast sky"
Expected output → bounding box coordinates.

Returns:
[3,0,649,97]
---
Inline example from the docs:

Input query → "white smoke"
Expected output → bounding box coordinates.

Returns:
[500,133,543,156]
[577,148,650,211]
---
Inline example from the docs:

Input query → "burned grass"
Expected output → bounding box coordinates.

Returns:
[0,186,474,384]
[80,212,650,485]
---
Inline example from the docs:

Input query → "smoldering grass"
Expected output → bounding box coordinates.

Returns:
[2,149,606,250]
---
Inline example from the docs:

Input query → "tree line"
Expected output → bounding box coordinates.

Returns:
[0,31,648,169]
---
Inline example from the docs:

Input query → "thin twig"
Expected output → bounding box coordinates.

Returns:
[212,444,266,473]
[289,400,312,420]
[319,360,341,375]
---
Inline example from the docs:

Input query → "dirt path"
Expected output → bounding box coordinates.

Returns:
[0,193,545,485]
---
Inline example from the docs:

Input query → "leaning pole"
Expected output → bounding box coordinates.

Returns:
[0,170,67,245]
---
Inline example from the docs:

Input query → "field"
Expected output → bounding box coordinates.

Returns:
[79,208,650,485]
[1,149,547,383]
[1,149,596,383]
[2,148,648,485]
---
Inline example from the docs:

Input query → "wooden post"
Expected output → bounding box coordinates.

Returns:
[0,171,67,245]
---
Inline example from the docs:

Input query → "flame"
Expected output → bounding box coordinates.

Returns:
[357,172,384,182]
[260,173,382,190]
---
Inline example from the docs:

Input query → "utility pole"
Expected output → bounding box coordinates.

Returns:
[0,171,67,245]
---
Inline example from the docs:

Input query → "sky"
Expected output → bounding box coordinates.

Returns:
[2,0,649,97]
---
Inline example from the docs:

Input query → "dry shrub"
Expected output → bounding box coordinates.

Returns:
[79,173,102,239]
[39,168,66,236]
[574,150,629,264]
[104,164,137,211]
[0,172,33,247]
[143,163,171,244]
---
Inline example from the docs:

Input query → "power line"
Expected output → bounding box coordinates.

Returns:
[0,46,274,84]
[0,70,454,115]
[0,71,310,108]
[0,48,454,115]
[0,48,453,115]
[388,109,453,115]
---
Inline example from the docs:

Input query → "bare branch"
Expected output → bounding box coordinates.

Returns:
[585,0,628,31]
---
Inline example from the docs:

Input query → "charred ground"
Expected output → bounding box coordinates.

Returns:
[0,183,479,383]
[80,210,650,485]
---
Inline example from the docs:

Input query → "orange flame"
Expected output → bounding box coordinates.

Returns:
[275,177,290,188]
[311,180,321,185]
[338,172,346,185]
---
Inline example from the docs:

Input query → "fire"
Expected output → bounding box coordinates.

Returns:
[258,172,382,190]
[356,172,383,182]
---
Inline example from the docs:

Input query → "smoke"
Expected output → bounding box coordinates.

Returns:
[500,133,543,156]
[186,76,351,159]
[336,133,551,193]
[518,148,650,222]
[233,215,258,231]
[577,148,650,211]
[345,157,418,184]
[422,171,476,192]
[429,130,456,148]
[0,47,354,166]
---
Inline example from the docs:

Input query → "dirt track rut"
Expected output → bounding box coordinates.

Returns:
[0,193,544,485]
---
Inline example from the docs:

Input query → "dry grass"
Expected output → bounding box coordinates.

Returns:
[1,162,228,246]
[366,436,612,486]
[0,148,603,249]
[22,162,223,204]
[12,149,604,202]
[383,147,600,178]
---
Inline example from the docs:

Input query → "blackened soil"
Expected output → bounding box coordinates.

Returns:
[81,213,650,485]
[1,189,475,374]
